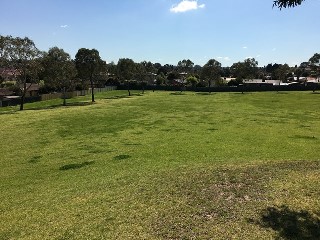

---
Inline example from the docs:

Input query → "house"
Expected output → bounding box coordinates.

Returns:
[306,77,320,83]
[0,68,20,81]
[20,83,40,97]
[244,79,281,86]
[171,79,186,86]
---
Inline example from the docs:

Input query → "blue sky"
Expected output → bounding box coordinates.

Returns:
[1,0,319,67]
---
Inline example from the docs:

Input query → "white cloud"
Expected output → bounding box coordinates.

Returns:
[170,0,205,13]
[242,46,248,49]
[256,54,261,58]
[60,25,68,28]
[217,56,230,61]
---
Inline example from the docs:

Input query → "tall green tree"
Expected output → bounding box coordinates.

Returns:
[140,61,157,86]
[117,58,136,96]
[41,48,76,86]
[177,59,194,74]
[231,58,258,81]
[156,72,166,85]
[117,58,136,81]
[294,67,303,82]
[201,59,222,92]
[0,35,42,110]
[275,64,290,82]
[75,48,103,102]
[309,53,320,77]
[309,53,320,65]
[41,47,77,105]
[135,62,147,93]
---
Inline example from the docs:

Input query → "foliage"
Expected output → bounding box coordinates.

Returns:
[309,53,320,77]
[228,78,243,86]
[294,67,304,82]
[185,76,199,87]
[134,62,147,82]
[107,61,117,76]
[141,61,156,74]
[273,0,305,9]
[75,48,103,80]
[274,64,290,81]
[117,58,136,81]
[0,35,42,110]
[201,59,222,87]
[75,48,104,102]
[309,53,320,65]
[156,72,166,85]
[166,71,180,82]
[231,58,258,81]
[41,47,77,91]
[177,59,194,74]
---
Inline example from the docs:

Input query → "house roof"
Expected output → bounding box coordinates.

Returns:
[244,79,281,85]
[0,68,21,77]
[19,83,40,92]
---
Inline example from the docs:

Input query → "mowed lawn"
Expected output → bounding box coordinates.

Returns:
[0,90,320,239]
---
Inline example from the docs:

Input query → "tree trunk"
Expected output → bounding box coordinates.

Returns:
[63,87,67,106]
[20,93,25,111]
[90,77,95,102]
[20,74,27,111]
[127,82,131,96]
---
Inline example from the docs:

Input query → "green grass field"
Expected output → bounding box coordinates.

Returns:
[1,90,320,239]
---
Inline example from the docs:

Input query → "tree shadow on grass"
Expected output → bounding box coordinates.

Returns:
[29,155,41,163]
[114,155,131,160]
[252,205,320,240]
[27,102,93,111]
[170,92,186,96]
[0,110,19,116]
[290,135,317,140]
[104,95,131,100]
[232,92,253,95]
[104,93,143,100]
[196,92,216,95]
[59,161,95,171]
[207,128,218,131]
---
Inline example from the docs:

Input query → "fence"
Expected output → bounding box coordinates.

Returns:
[41,86,117,101]
[0,96,41,107]
[117,84,320,93]
[0,86,117,107]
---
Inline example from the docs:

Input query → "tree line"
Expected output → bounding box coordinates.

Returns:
[0,35,319,110]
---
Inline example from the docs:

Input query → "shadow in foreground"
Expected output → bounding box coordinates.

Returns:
[253,205,320,240]
[196,92,216,95]
[59,161,95,171]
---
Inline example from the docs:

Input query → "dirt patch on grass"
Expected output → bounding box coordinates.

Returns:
[150,160,320,239]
